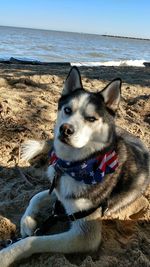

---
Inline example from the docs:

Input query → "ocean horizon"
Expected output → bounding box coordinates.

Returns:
[1,25,150,40]
[0,25,150,65]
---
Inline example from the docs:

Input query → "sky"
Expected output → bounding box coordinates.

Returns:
[0,0,150,39]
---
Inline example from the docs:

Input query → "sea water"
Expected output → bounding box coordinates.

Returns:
[0,26,150,65]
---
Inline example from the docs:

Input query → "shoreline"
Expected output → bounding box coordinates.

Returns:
[0,57,149,68]
[0,61,149,87]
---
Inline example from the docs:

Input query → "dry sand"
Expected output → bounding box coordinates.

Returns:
[0,63,150,267]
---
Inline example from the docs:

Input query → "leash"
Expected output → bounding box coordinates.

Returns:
[0,152,111,249]
[35,200,107,235]
[0,199,107,249]
[35,175,108,235]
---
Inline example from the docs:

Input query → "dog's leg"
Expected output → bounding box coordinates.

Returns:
[105,188,142,216]
[21,190,57,237]
[0,219,101,267]
[105,170,149,216]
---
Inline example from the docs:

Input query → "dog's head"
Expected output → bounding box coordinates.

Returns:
[54,67,121,161]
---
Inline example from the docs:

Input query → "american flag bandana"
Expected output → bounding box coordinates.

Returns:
[49,149,118,185]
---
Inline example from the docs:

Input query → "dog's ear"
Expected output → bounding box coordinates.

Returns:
[100,78,122,111]
[62,66,83,95]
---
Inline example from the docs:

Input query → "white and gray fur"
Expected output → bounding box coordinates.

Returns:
[0,67,149,267]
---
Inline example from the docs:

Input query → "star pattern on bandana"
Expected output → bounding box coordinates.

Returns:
[81,162,87,169]
[49,149,119,185]
[90,171,94,177]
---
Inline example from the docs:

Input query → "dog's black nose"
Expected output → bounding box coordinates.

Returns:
[59,123,74,137]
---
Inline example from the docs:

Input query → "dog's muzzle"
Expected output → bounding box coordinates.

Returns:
[59,123,74,144]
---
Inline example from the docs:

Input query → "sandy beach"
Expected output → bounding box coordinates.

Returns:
[0,63,149,267]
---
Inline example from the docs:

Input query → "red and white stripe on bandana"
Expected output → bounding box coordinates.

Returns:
[49,150,58,165]
[96,150,118,179]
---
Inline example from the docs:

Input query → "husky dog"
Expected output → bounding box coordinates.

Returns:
[0,67,149,267]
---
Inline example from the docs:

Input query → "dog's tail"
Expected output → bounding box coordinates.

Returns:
[21,139,53,163]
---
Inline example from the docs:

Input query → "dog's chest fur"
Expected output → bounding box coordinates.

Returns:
[47,165,93,214]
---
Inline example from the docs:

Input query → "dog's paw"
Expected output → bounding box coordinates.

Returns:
[20,215,37,238]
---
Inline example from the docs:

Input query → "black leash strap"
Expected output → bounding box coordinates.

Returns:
[49,167,62,195]
[36,199,107,235]
[0,168,108,248]
[49,177,56,194]
[39,169,108,236]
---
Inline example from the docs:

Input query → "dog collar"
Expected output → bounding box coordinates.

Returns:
[48,149,118,185]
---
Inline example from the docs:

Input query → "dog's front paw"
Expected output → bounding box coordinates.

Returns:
[21,215,37,237]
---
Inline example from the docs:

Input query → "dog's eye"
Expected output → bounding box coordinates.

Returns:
[64,107,72,115]
[85,116,97,122]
